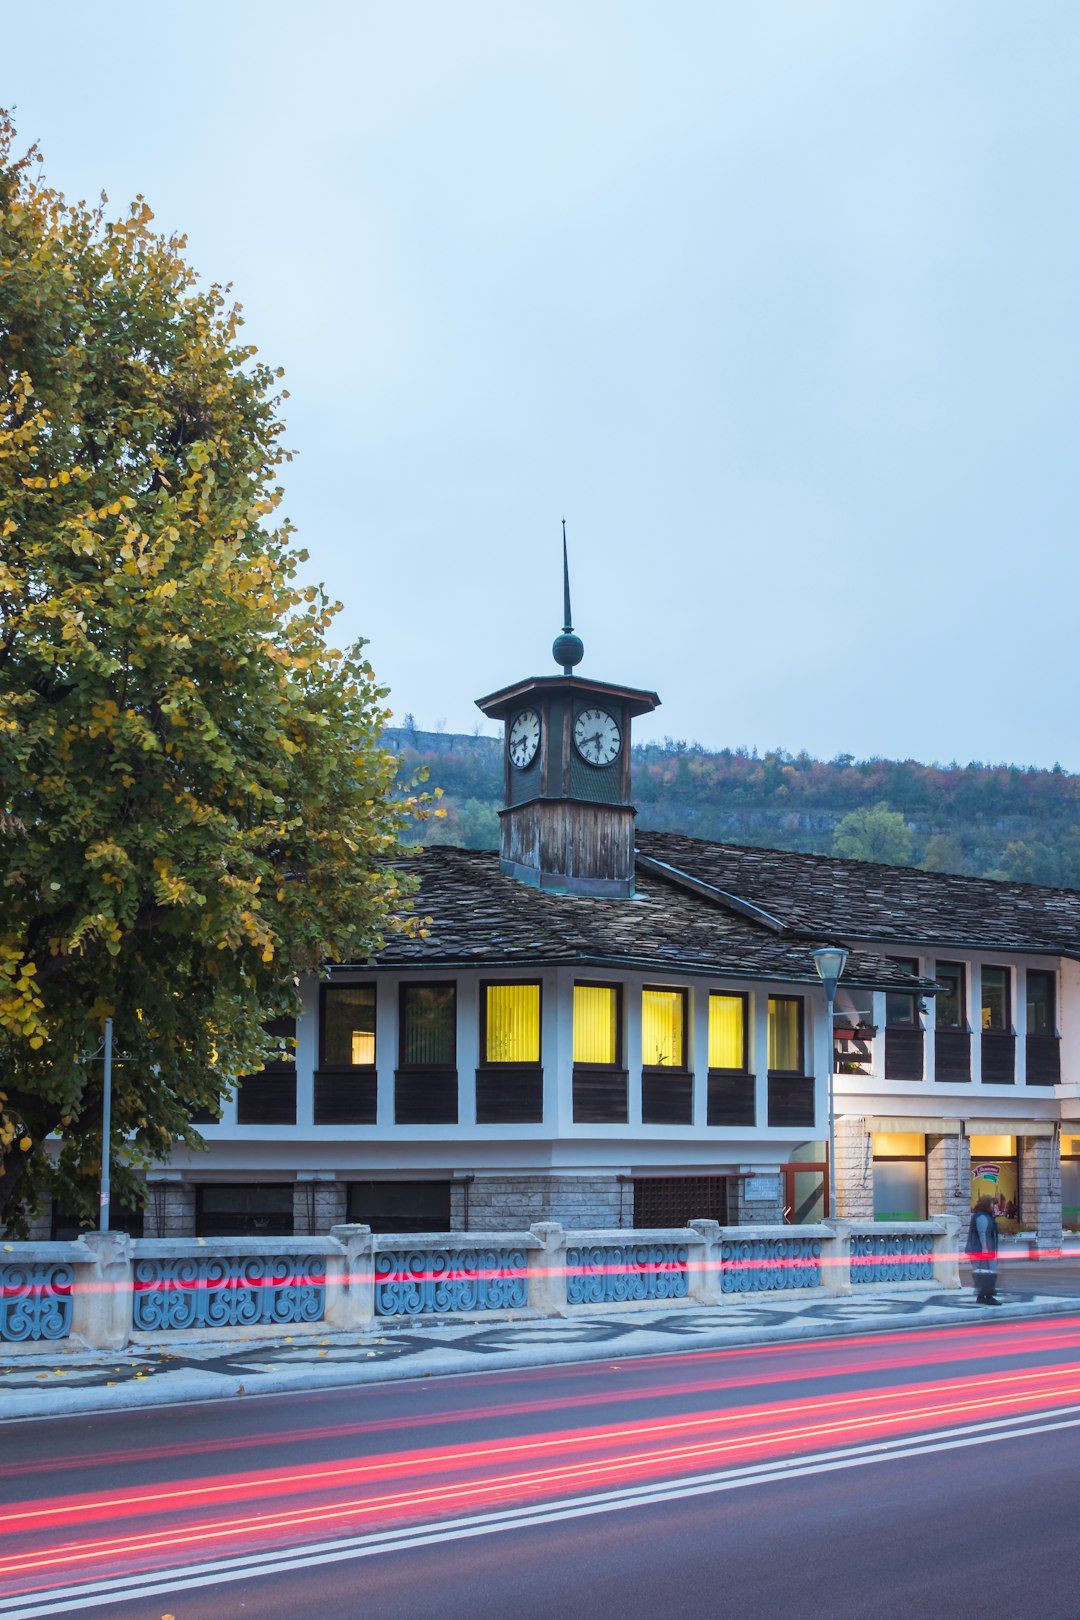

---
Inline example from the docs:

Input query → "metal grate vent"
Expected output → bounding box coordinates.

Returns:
[632,1175,728,1229]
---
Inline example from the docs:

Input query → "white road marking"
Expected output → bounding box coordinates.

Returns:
[4,1403,1080,1617]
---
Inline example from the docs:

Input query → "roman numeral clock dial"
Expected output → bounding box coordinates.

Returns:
[573,706,622,767]
[508,708,541,769]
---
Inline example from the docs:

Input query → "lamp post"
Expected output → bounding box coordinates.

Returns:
[100,1016,113,1232]
[811,946,848,1218]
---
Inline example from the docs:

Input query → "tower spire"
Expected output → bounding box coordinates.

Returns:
[552,519,584,675]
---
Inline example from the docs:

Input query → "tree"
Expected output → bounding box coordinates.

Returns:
[0,116,429,1231]
[832,803,913,866]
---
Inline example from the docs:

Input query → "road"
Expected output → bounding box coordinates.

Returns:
[0,1294,1079,1619]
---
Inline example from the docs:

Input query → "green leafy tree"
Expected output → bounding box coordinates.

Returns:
[832,802,913,866]
[0,116,430,1231]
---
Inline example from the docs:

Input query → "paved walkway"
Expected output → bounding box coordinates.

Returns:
[2,1254,1076,1422]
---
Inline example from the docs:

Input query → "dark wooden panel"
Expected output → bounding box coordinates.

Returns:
[476,1067,544,1124]
[708,1070,756,1126]
[1026,1034,1061,1086]
[642,1071,693,1125]
[633,1175,728,1227]
[394,1068,458,1125]
[981,1031,1015,1085]
[767,1073,815,1129]
[572,1066,628,1124]
[884,1028,924,1081]
[236,1070,296,1126]
[189,1096,221,1125]
[935,1030,971,1083]
[314,1069,377,1125]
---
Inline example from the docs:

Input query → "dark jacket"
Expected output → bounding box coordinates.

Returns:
[966,1208,999,1264]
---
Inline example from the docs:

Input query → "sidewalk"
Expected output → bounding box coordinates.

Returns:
[2,1261,1076,1423]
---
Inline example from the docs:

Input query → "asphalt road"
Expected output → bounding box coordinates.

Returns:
[1,1300,1079,1619]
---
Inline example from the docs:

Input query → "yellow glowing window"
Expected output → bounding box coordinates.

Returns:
[642,988,685,1067]
[1062,1136,1080,1156]
[768,997,802,1072]
[485,982,541,1064]
[968,1134,1017,1157]
[574,984,619,1065]
[872,1132,926,1157]
[708,994,745,1069]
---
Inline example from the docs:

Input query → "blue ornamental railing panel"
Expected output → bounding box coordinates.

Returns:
[0,1262,74,1341]
[375,1247,529,1315]
[850,1233,933,1285]
[565,1243,689,1307]
[132,1255,326,1332]
[719,1237,822,1293]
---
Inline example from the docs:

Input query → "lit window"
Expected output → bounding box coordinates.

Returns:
[573,984,620,1065]
[768,997,803,1073]
[400,984,456,1067]
[484,982,541,1064]
[641,988,686,1068]
[321,985,376,1068]
[708,994,746,1069]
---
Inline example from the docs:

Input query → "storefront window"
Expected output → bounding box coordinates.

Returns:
[1061,1134,1080,1233]
[783,1141,827,1224]
[969,1133,1019,1231]
[872,1131,927,1220]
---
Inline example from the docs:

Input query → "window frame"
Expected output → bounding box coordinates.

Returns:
[767,995,805,1076]
[572,980,623,1069]
[479,978,543,1067]
[640,984,689,1072]
[934,961,967,1031]
[707,990,749,1073]
[319,983,376,1071]
[398,980,458,1070]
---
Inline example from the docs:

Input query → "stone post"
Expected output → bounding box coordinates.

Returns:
[833,1118,874,1220]
[1020,1135,1062,1250]
[926,1133,970,1227]
[933,1216,961,1288]
[528,1222,568,1317]
[72,1230,133,1351]
[326,1224,375,1332]
[820,1219,853,1296]
[687,1220,722,1303]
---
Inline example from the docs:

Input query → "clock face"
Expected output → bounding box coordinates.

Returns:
[508,707,541,769]
[574,706,622,767]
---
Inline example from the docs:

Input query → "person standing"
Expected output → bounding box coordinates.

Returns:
[967,1195,1001,1305]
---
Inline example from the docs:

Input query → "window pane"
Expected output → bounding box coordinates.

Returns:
[872,1132,926,1157]
[981,967,1008,1031]
[401,985,455,1066]
[574,985,617,1065]
[768,997,802,1072]
[885,958,919,1027]
[1062,1160,1080,1231]
[1027,970,1055,1035]
[485,983,540,1063]
[873,1161,926,1220]
[642,989,685,1067]
[323,986,375,1067]
[935,963,964,1029]
[708,994,745,1069]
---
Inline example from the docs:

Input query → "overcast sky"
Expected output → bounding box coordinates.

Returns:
[7,3,1080,766]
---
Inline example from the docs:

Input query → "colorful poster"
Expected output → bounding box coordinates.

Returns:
[971,1159,1019,1224]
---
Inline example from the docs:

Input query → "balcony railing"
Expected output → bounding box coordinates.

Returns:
[767,1073,815,1128]
[884,1028,924,1080]
[981,1031,1015,1084]
[314,1069,377,1125]
[1026,1034,1061,1086]
[572,1066,628,1124]
[475,1067,544,1124]
[394,1068,458,1125]
[708,1070,755,1127]
[236,1070,296,1125]
[934,1030,971,1083]
[641,1070,693,1125]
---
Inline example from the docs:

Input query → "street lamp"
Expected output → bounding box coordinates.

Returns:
[811,945,848,1218]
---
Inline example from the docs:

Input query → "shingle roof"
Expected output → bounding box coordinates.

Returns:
[634,830,1080,956]
[369,843,932,990]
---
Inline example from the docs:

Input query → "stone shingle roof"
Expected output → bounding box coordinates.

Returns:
[370,843,931,990]
[634,830,1080,956]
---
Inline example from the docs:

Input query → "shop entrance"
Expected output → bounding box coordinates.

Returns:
[969,1134,1020,1233]
[783,1142,828,1224]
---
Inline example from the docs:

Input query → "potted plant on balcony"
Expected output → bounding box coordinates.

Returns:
[833,1023,857,1042]
[856,1022,878,1039]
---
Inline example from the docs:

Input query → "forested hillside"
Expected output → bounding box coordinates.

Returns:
[385,726,1080,887]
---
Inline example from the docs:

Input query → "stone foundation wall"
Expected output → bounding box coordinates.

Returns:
[727,1174,783,1225]
[1020,1135,1062,1241]
[144,1181,196,1239]
[293,1181,348,1235]
[834,1116,874,1219]
[464,1175,623,1231]
[926,1134,971,1225]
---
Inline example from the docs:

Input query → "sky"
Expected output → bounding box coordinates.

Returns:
[5,2,1080,767]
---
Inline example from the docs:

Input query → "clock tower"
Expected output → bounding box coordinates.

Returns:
[476,536,660,897]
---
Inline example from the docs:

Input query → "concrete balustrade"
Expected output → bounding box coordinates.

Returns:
[0,1218,962,1349]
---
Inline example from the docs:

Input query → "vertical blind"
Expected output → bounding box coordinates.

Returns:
[641,989,685,1067]
[708,994,744,1069]
[573,984,618,1065]
[401,984,456,1066]
[768,997,802,1072]
[485,983,541,1063]
[323,985,376,1067]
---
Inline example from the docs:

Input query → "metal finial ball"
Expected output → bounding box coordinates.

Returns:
[552,632,584,669]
